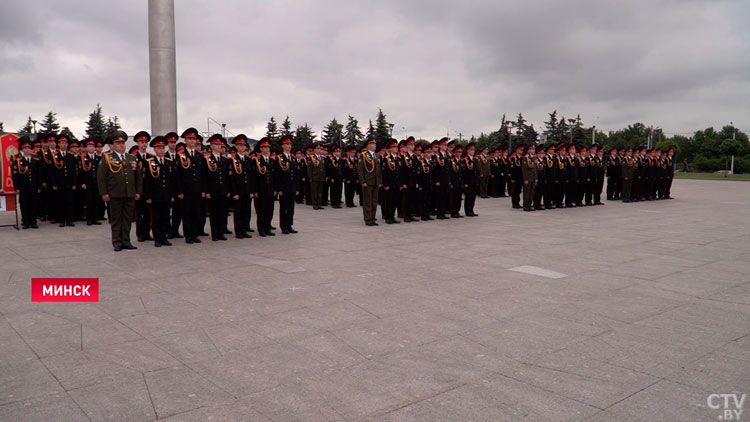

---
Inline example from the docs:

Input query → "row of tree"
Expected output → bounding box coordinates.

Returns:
[3,107,748,173]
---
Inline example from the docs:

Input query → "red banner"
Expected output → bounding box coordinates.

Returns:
[1,133,19,192]
[31,278,99,302]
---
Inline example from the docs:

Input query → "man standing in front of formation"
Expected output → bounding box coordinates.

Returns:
[276,135,299,234]
[357,138,382,226]
[11,136,41,229]
[98,131,142,251]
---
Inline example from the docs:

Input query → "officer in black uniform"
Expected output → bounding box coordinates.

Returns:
[606,147,620,200]
[51,134,79,227]
[275,135,299,234]
[381,139,402,224]
[449,144,465,218]
[175,128,206,244]
[342,145,358,207]
[463,143,478,217]
[205,134,231,241]
[230,134,253,239]
[327,145,344,208]
[80,139,102,225]
[142,136,175,247]
[11,136,41,229]
[253,138,276,236]
[131,131,153,241]
[433,138,451,219]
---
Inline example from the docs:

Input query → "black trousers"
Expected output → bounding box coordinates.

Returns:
[464,185,477,215]
[607,177,617,199]
[135,198,150,238]
[84,186,100,223]
[170,198,182,236]
[151,201,170,241]
[279,192,295,229]
[511,178,522,206]
[304,180,312,205]
[594,178,604,203]
[208,194,228,238]
[322,182,329,205]
[344,181,356,207]
[566,179,577,206]
[199,198,207,233]
[382,186,398,220]
[55,188,74,224]
[450,186,463,215]
[534,182,544,209]
[45,187,56,221]
[544,181,555,208]
[19,191,37,226]
[555,180,566,207]
[329,180,342,206]
[182,193,202,238]
[255,194,274,232]
[436,183,450,216]
[420,187,432,218]
[403,186,418,219]
[233,196,251,233]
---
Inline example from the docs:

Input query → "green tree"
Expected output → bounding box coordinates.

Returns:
[59,127,76,140]
[293,123,316,149]
[41,111,60,133]
[280,116,292,137]
[343,115,364,147]
[104,116,121,140]
[0,122,4,132]
[85,104,106,141]
[18,116,34,134]
[322,117,344,148]
[366,120,375,141]
[374,108,391,144]
[266,116,279,146]
[544,110,560,143]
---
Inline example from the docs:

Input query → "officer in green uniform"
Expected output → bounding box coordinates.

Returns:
[521,145,537,212]
[97,131,143,251]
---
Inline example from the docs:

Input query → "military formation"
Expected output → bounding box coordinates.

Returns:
[10,130,675,249]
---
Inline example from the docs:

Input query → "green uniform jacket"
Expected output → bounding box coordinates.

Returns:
[306,155,327,182]
[476,155,491,177]
[357,151,382,186]
[521,156,537,183]
[97,151,143,198]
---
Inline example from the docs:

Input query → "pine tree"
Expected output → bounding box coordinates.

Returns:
[104,116,121,140]
[41,111,60,133]
[366,120,375,141]
[18,116,34,134]
[343,115,364,147]
[522,124,539,145]
[558,116,570,145]
[374,108,391,144]
[544,110,559,142]
[59,127,76,140]
[571,114,586,144]
[322,117,344,148]
[293,123,316,149]
[266,117,279,144]
[85,104,106,141]
[280,116,292,137]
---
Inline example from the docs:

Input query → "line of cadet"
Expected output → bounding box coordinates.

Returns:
[10,131,675,242]
[501,143,675,211]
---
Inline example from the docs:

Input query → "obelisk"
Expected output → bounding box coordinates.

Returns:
[148,0,178,135]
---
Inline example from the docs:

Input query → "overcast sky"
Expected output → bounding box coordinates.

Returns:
[1,0,748,140]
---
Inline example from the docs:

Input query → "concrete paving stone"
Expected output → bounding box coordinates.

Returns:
[462,319,593,360]
[0,359,63,406]
[149,329,222,363]
[3,309,80,333]
[369,383,527,422]
[202,321,275,354]
[42,350,141,391]
[604,380,718,422]
[96,294,148,319]
[87,339,181,373]
[706,281,750,304]
[243,383,347,422]
[288,332,368,369]
[159,398,271,421]
[656,299,750,337]
[0,393,89,422]
[227,315,323,342]
[68,375,155,422]
[18,324,82,358]
[144,365,234,419]
[186,343,329,397]
[330,324,409,358]
[273,300,379,331]
[82,320,143,349]
[414,334,523,374]
[666,352,750,394]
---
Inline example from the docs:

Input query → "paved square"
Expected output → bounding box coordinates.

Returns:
[1,179,749,421]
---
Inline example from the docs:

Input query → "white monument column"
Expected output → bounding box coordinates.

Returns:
[148,0,178,135]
